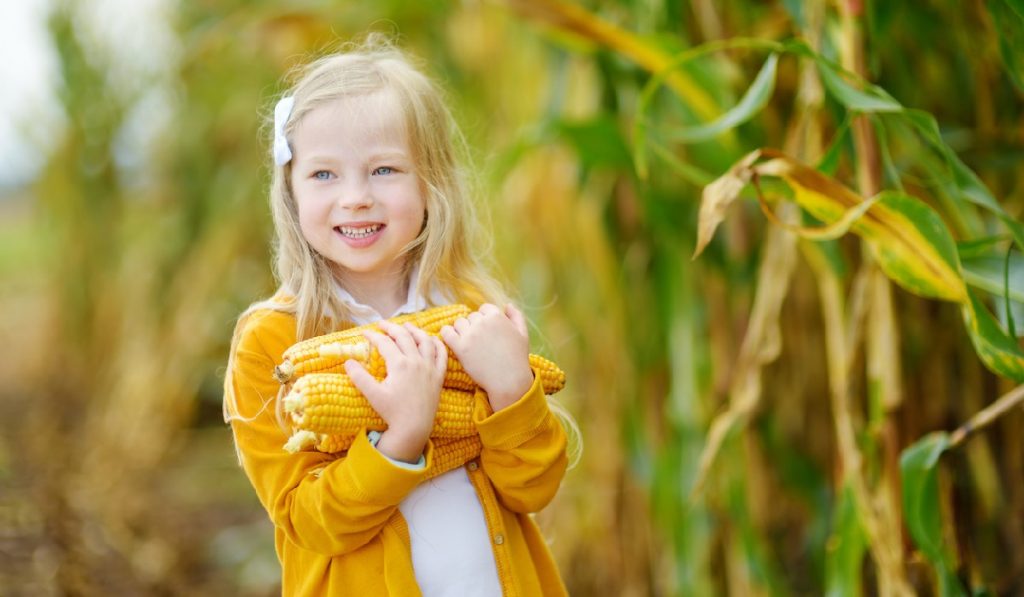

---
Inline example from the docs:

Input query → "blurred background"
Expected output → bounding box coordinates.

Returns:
[1,0,1022,595]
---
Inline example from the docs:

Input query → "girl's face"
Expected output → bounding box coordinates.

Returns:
[290,91,425,291]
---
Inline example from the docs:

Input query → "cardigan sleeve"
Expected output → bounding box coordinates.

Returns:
[473,367,569,513]
[228,310,432,556]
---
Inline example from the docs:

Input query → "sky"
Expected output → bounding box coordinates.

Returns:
[0,0,60,189]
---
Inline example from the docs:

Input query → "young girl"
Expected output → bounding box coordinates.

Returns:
[223,37,571,596]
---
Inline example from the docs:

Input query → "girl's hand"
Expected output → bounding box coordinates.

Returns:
[440,303,534,412]
[345,320,447,463]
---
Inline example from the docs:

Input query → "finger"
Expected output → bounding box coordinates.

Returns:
[453,317,471,334]
[404,323,436,358]
[505,303,529,339]
[403,322,428,344]
[345,359,382,401]
[362,329,402,364]
[439,325,460,348]
[479,303,501,316]
[378,320,418,355]
[432,336,448,375]
[467,311,483,323]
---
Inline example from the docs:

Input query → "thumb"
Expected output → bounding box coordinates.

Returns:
[345,359,382,402]
[505,303,529,340]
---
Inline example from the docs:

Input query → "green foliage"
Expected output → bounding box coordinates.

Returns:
[825,485,866,597]
[667,53,780,143]
[988,0,1024,92]
[900,434,966,597]
[963,289,1024,381]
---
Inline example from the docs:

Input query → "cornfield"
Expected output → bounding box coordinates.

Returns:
[1,0,1021,595]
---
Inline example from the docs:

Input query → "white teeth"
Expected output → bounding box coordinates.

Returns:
[337,224,382,239]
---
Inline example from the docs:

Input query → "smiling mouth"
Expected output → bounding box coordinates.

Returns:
[336,224,384,239]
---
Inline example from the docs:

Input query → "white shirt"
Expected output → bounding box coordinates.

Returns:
[335,271,502,597]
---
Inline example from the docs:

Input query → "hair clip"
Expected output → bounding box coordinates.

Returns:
[273,96,295,166]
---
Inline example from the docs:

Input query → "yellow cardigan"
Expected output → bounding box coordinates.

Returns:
[227,307,570,596]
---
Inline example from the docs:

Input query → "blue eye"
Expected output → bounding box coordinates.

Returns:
[313,170,333,180]
[372,166,393,176]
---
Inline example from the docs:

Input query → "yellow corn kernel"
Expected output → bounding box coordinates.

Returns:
[276,304,472,382]
[275,303,566,395]
[314,434,348,454]
[284,373,477,438]
[528,354,567,393]
[441,354,566,395]
[425,435,483,480]
[285,432,483,480]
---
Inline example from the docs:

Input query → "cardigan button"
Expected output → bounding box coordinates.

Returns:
[467,461,479,471]
[494,534,505,545]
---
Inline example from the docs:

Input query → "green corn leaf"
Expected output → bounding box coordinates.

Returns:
[871,116,905,191]
[1001,296,1024,338]
[809,45,1024,254]
[987,0,1024,92]
[962,288,1024,381]
[632,37,785,179]
[668,53,779,143]
[771,163,967,303]
[635,36,1024,254]
[824,485,866,597]
[852,191,967,303]
[816,114,851,176]
[956,236,1012,259]
[814,58,903,113]
[900,433,966,597]
[960,253,1024,304]
[901,109,1024,252]
[649,140,716,187]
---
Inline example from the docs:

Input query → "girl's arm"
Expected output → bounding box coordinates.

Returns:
[441,304,569,513]
[472,370,569,513]
[229,313,444,556]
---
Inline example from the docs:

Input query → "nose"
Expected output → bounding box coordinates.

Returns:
[336,177,373,210]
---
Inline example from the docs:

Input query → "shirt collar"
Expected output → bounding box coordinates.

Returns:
[334,263,449,325]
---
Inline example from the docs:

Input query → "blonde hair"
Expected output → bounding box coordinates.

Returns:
[223,36,580,467]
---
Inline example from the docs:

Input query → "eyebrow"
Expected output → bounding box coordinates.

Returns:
[368,151,413,162]
[297,151,414,166]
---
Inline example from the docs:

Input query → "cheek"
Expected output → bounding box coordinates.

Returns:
[400,202,427,233]
[400,183,427,223]
[294,196,327,240]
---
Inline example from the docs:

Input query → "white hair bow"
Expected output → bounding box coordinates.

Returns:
[273,96,295,166]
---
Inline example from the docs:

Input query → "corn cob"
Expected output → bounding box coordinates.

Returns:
[277,303,567,480]
[294,346,564,395]
[283,374,476,438]
[285,432,482,481]
[274,304,565,395]
[426,435,482,480]
[279,359,562,470]
[275,304,471,383]
[274,311,566,395]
